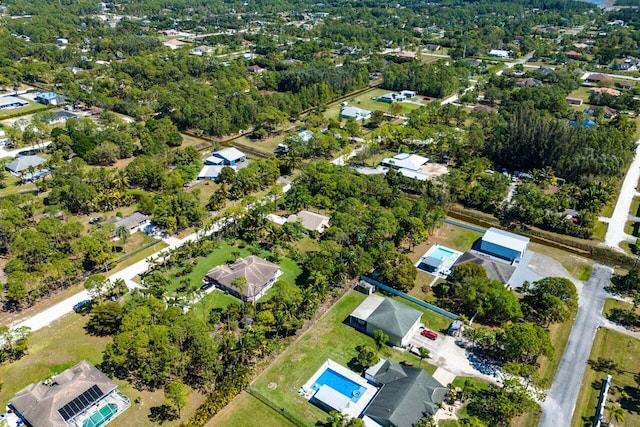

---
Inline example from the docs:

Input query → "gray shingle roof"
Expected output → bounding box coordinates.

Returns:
[10,361,117,427]
[365,360,448,427]
[206,256,280,298]
[106,212,148,230]
[454,251,516,284]
[5,155,46,173]
[366,299,423,339]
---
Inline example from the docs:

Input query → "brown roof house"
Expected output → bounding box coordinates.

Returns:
[205,256,281,302]
[10,360,130,427]
[287,210,330,234]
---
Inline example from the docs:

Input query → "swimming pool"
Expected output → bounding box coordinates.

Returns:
[431,246,454,260]
[312,368,367,403]
[82,403,117,427]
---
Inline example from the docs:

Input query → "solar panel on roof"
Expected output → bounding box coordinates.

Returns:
[58,385,105,421]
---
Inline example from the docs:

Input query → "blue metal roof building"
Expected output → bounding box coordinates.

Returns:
[479,228,530,263]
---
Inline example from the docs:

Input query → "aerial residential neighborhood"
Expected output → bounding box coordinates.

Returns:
[0,0,639,427]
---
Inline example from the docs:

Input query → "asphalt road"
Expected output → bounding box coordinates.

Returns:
[539,264,613,427]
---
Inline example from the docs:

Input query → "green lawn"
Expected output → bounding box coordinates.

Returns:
[209,391,295,427]
[0,314,108,408]
[567,86,593,104]
[427,222,483,252]
[290,235,320,253]
[572,328,640,427]
[603,297,634,315]
[323,88,424,121]
[629,196,640,218]
[0,311,207,426]
[624,221,640,238]
[0,101,49,119]
[0,173,38,197]
[592,221,608,241]
[164,240,301,296]
[215,291,438,426]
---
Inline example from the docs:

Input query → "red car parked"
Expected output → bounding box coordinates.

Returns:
[421,329,438,340]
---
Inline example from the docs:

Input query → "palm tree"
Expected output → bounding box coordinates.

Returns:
[115,225,130,247]
[418,347,430,367]
[607,404,625,425]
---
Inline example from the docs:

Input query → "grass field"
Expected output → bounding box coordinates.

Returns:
[209,391,295,427]
[0,314,108,408]
[592,221,608,241]
[0,101,48,119]
[181,132,214,151]
[0,173,38,197]
[535,310,577,388]
[423,222,483,253]
[624,221,640,238]
[419,54,446,64]
[323,88,425,121]
[567,86,593,104]
[164,240,301,296]
[572,328,640,427]
[603,297,634,315]
[0,312,206,426]
[229,132,288,155]
[214,291,439,426]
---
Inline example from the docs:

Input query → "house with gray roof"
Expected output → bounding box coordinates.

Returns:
[287,210,330,233]
[350,295,422,347]
[453,251,516,284]
[363,359,447,427]
[205,256,281,302]
[106,212,149,232]
[5,155,46,176]
[10,360,129,427]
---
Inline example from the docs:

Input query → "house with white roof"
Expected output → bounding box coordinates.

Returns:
[489,49,510,58]
[478,227,530,263]
[197,165,225,181]
[381,153,429,172]
[341,106,371,120]
[204,147,246,166]
[0,96,29,110]
[381,153,430,181]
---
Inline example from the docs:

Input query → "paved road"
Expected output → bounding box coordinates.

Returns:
[539,264,613,427]
[0,140,51,159]
[602,139,640,250]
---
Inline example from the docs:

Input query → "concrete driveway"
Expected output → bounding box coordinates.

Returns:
[539,264,613,427]
[409,328,443,354]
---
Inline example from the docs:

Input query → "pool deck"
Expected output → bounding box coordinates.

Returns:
[301,359,378,418]
[71,390,130,427]
[416,244,463,278]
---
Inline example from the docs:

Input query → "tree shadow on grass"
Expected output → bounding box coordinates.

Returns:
[620,385,640,414]
[148,405,178,424]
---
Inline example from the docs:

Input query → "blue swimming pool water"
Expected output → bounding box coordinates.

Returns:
[312,369,366,403]
[431,247,454,260]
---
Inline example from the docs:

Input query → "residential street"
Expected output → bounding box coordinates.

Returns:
[8,219,227,333]
[601,139,640,250]
[539,264,613,427]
